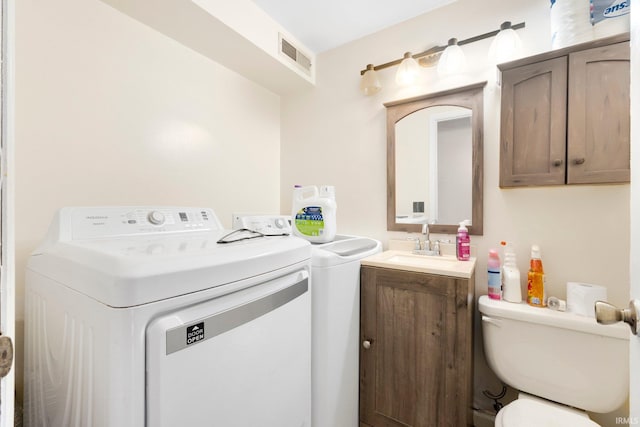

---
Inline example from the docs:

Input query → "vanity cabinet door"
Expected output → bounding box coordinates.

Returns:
[500,57,568,187]
[359,266,474,427]
[567,41,630,184]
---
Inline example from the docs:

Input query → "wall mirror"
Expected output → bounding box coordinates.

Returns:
[385,82,486,235]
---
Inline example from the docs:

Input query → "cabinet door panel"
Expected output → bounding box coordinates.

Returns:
[376,284,447,426]
[567,41,630,184]
[360,267,461,427]
[500,57,567,187]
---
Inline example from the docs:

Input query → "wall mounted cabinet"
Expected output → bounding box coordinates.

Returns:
[359,266,474,427]
[499,33,630,187]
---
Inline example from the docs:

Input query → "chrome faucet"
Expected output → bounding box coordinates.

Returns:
[408,235,421,251]
[409,220,443,256]
[432,239,440,256]
[421,223,430,251]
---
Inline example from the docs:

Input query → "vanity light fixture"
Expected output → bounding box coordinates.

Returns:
[488,21,524,64]
[395,52,421,86]
[437,38,467,77]
[359,21,525,95]
[360,64,382,95]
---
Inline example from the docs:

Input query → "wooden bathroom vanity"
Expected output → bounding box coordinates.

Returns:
[359,251,476,427]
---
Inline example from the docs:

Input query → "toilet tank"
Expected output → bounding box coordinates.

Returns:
[479,296,629,413]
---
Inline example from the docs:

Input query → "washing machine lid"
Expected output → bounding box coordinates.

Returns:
[311,235,382,267]
[27,207,311,308]
[499,398,600,427]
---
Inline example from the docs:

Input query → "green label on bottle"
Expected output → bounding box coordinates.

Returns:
[294,206,325,237]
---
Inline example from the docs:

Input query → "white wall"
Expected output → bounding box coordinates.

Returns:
[280,0,630,424]
[15,0,281,401]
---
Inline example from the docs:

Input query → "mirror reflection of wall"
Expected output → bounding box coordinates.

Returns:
[395,106,472,226]
[395,110,429,224]
[437,114,472,224]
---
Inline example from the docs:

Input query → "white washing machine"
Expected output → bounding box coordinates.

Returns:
[311,235,382,427]
[24,206,312,427]
[231,215,382,426]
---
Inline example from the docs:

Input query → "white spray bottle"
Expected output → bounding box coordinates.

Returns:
[500,241,522,303]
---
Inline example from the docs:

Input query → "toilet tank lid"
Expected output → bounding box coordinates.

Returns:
[478,296,629,340]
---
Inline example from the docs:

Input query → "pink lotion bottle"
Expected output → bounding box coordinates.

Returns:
[456,220,470,261]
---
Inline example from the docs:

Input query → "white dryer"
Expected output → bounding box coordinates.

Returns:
[24,206,312,427]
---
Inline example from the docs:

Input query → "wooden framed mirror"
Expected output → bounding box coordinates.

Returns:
[386,82,486,235]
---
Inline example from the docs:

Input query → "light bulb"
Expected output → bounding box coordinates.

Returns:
[489,21,523,64]
[360,64,382,95]
[437,38,467,77]
[395,52,420,86]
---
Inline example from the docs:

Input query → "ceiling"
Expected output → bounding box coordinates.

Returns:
[251,0,457,54]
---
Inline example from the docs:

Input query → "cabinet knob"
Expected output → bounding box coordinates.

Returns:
[573,158,586,165]
[362,340,372,349]
[552,159,563,167]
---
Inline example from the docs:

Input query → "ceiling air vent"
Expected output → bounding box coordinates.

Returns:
[279,34,312,76]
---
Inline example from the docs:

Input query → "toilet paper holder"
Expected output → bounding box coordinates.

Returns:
[595,300,640,336]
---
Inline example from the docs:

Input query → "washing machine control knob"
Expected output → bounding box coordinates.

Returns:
[147,210,165,226]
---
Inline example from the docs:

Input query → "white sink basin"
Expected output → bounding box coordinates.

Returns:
[361,250,476,278]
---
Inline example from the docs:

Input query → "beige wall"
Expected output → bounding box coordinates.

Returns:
[15,0,282,399]
[280,0,630,424]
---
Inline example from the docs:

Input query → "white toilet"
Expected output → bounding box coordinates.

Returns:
[478,295,630,427]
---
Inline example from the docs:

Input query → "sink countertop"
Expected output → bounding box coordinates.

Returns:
[361,249,476,278]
